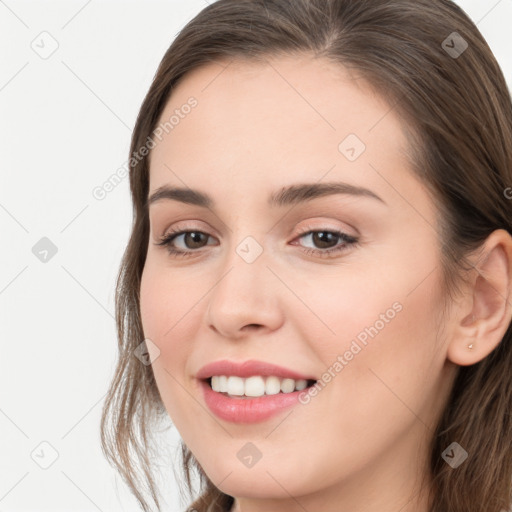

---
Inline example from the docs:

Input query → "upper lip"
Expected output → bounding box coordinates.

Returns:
[196,359,317,381]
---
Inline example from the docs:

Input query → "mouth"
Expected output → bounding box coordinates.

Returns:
[196,360,319,421]
[199,375,318,423]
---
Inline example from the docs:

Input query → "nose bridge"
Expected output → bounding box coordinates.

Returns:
[213,233,270,305]
[206,232,283,336]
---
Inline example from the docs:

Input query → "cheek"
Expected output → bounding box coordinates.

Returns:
[276,266,443,485]
[140,264,191,394]
[140,262,198,344]
[293,242,443,388]
[300,259,443,431]
[303,230,443,367]
[139,262,208,424]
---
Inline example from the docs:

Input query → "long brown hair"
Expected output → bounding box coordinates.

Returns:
[100,1,512,511]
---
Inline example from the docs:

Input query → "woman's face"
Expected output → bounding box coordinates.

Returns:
[140,55,459,510]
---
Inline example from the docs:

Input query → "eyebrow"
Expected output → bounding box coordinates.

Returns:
[146,182,386,209]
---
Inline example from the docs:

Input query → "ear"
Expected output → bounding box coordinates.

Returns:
[447,229,512,366]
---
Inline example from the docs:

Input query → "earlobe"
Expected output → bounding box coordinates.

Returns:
[447,229,512,367]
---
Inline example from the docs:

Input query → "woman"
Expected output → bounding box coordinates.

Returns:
[100,1,512,511]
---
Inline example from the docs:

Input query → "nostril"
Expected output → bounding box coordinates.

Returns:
[242,324,263,331]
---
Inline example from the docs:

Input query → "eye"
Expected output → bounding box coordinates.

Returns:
[154,226,359,259]
[293,228,359,257]
[155,229,217,258]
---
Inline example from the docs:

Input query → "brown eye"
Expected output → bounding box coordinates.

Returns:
[155,229,217,257]
[294,229,359,258]
[309,231,339,249]
[180,232,209,249]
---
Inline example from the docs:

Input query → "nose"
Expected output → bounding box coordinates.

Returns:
[206,245,284,339]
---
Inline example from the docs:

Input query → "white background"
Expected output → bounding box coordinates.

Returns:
[0,1,510,511]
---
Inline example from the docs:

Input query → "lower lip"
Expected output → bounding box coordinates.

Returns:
[199,379,307,423]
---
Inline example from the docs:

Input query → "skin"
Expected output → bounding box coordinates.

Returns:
[139,55,512,512]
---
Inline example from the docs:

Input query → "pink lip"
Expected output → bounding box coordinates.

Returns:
[199,380,310,423]
[196,359,317,424]
[196,359,316,381]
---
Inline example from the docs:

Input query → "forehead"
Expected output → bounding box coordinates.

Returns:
[147,55,414,201]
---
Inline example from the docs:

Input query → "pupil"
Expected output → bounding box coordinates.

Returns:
[186,232,206,249]
[313,231,337,249]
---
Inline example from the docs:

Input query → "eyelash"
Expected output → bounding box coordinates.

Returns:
[155,225,359,259]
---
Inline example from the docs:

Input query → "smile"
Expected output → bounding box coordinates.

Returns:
[208,375,316,397]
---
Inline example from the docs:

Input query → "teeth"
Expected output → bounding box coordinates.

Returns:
[218,375,228,392]
[295,379,308,391]
[265,376,281,395]
[210,375,311,397]
[245,376,266,397]
[227,376,245,395]
[281,378,295,393]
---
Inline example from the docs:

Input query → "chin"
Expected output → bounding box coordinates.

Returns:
[200,458,316,500]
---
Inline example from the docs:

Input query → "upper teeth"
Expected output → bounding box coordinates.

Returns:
[211,375,309,397]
